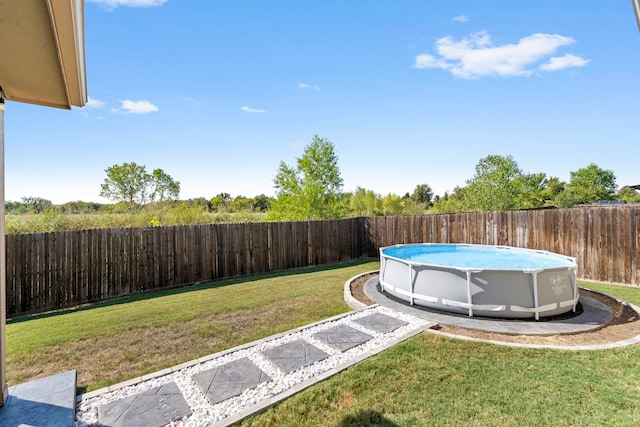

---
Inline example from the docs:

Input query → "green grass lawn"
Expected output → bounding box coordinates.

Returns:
[242,333,640,426]
[6,260,378,392]
[7,262,640,426]
[242,280,640,427]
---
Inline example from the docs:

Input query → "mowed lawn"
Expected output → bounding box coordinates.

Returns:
[6,262,640,426]
[243,281,640,427]
[6,260,378,393]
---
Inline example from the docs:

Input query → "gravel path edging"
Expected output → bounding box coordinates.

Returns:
[213,319,434,427]
[76,305,435,426]
[78,309,370,402]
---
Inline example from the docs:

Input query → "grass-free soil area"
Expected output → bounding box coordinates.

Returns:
[350,273,640,346]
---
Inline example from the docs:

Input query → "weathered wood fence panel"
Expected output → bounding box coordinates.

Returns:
[365,207,640,287]
[5,219,364,316]
[5,206,640,316]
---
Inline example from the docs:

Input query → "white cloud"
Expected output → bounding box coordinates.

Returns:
[299,83,321,91]
[414,30,589,78]
[88,0,168,10]
[241,106,266,113]
[86,98,105,108]
[539,53,591,71]
[116,100,159,114]
[453,15,469,22]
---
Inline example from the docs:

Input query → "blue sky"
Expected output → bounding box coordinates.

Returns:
[5,0,640,204]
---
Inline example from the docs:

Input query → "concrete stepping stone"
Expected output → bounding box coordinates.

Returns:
[193,357,272,405]
[262,339,330,373]
[0,370,77,427]
[312,324,373,352]
[98,382,191,427]
[352,312,409,334]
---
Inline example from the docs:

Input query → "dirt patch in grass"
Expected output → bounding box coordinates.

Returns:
[349,273,640,346]
[349,272,377,306]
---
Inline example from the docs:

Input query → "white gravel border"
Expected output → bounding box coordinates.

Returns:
[75,304,434,427]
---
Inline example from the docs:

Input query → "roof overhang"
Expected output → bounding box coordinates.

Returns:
[634,0,640,32]
[0,0,87,109]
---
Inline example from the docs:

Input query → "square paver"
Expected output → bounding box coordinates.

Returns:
[262,339,330,373]
[193,357,272,405]
[312,324,373,352]
[0,370,77,427]
[98,382,191,427]
[352,312,408,334]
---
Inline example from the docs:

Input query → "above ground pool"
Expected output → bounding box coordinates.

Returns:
[379,243,578,320]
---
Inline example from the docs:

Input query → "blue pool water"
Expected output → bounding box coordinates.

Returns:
[382,244,575,270]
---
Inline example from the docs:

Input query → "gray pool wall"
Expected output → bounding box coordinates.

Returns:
[379,244,578,320]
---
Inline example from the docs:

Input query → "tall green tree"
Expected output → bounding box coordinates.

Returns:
[462,154,523,211]
[349,187,381,217]
[408,183,434,206]
[541,176,566,206]
[553,163,617,208]
[148,169,180,202]
[100,162,180,205]
[100,162,148,204]
[268,135,344,221]
[513,172,548,210]
[381,194,405,216]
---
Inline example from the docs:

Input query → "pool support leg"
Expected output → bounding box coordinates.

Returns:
[466,271,473,317]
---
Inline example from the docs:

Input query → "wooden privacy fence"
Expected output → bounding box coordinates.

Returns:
[5,206,640,316]
[362,206,640,286]
[5,219,364,316]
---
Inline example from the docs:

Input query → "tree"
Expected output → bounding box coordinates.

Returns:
[210,193,231,212]
[461,154,523,211]
[541,176,565,206]
[553,163,617,208]
[618,186,640,203]
[148,169,180,202]
[61,201,103,214]
[381,194,405,216]
[5,200,29,214]
[513,173,547,210]
[408,184,433,206]
[268,135,344,221]
[100,162,180,205]
[228,196,253,212]
[252,194,273,212]
[21,196,53,213]
[430,188,466,213]
[349,187,381,216]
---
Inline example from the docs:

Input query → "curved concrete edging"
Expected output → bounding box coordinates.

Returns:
[344,270,379,311]
[423,327,640,351]
[344,271,640,351]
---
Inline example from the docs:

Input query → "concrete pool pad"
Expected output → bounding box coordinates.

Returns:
[360,274,640,339]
